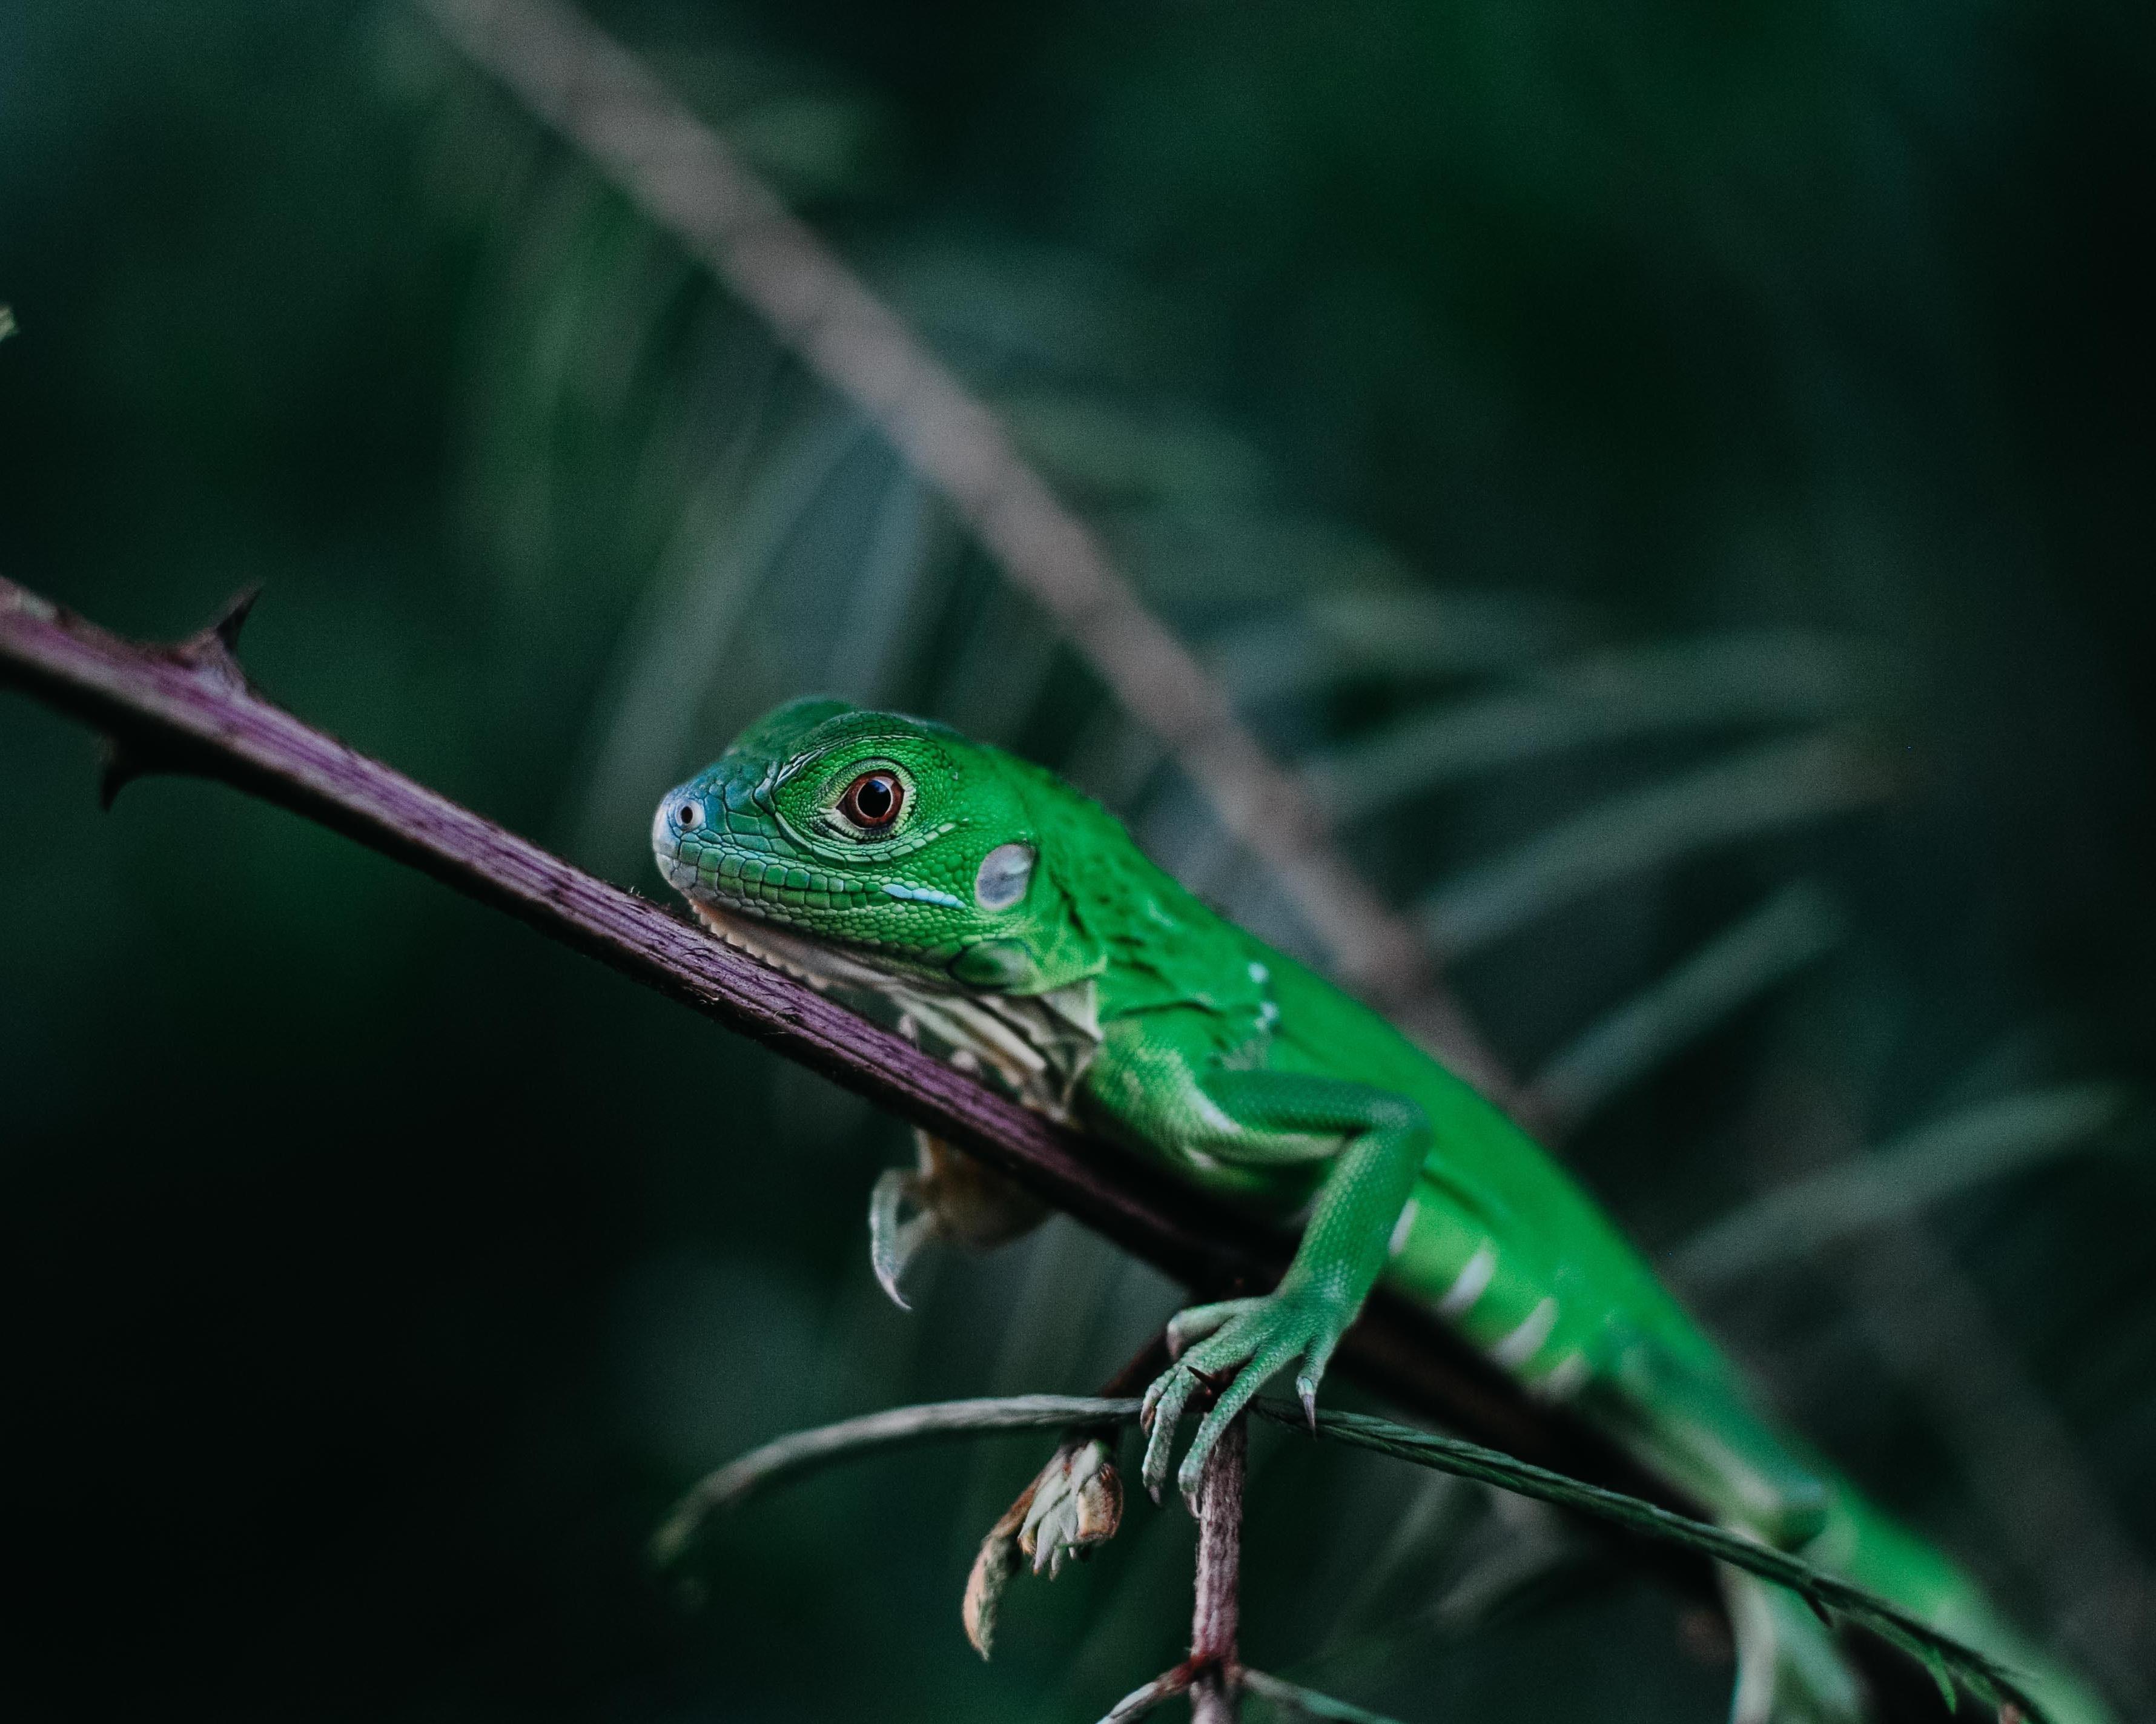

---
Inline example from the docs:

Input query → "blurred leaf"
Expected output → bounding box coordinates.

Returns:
[1306,631,1890,821]
[1418,732,1893,957]
[1242,1666,1414,1724]
[1672,1085,2137,1289]
[1202,583,1579,705]
[1531,882,1845,1132]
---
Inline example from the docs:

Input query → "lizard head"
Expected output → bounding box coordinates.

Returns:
[652,698,1100,992]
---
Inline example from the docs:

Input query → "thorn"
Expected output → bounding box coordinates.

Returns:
[210,584,260,652]
[171,585,261,689]
[98,738,150,810]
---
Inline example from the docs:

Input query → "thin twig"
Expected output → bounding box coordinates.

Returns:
[1095,1663,1196,1723]
[1238,1667,1414,1724]
[1830,1222,2156,1711]
[1190,1415,1248,1723]
[415,0,1512,1099]
[1254,1403,2042,1711]
[652,1395,1139,1567]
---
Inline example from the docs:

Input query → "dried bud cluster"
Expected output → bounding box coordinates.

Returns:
[963,1435,1125,1657]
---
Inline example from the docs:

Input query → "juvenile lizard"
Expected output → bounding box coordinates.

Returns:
[653,697,2107,1724]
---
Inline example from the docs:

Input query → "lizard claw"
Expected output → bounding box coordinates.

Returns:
[870,1132,1048,1310]
[868,1169,933,1309]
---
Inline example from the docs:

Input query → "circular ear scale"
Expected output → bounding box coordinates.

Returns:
[974,842,1036,911]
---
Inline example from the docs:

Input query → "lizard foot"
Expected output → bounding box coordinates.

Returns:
[1140,1284,1352,1508]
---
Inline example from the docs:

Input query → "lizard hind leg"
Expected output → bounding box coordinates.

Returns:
[1591,1341,1860,1723]
[870,1129,1048,1309]
[1723,1569,1865,1724]
[1594,1336,1834,1552]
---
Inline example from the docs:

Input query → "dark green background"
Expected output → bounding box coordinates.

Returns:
[3,2,2151,1719]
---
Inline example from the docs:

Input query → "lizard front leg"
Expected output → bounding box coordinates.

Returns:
[1136,1069,1430,1505]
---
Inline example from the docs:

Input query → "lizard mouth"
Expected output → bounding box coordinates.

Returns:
[681,895,913,996]
[652,823,945,989]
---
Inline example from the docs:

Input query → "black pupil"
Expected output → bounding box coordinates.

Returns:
[678,804,698,827]
[853,776,894,822]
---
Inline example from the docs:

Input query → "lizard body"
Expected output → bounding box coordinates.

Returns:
[654,698,2106,1724]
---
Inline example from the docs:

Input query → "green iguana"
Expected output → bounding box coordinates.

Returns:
[652,696,2107,1724]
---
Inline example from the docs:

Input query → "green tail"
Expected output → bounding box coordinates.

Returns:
[1598,1351,2112,1724]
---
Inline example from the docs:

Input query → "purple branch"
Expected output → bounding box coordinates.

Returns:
[1189,1415,1248,1723]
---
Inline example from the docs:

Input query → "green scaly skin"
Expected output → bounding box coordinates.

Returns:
[653,698,2108,1724]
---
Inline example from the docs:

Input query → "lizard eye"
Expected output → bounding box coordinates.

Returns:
[839,771,904,833]
[674,800,706,831]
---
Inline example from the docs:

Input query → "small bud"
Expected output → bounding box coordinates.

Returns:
[962,1508,1027,1659]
